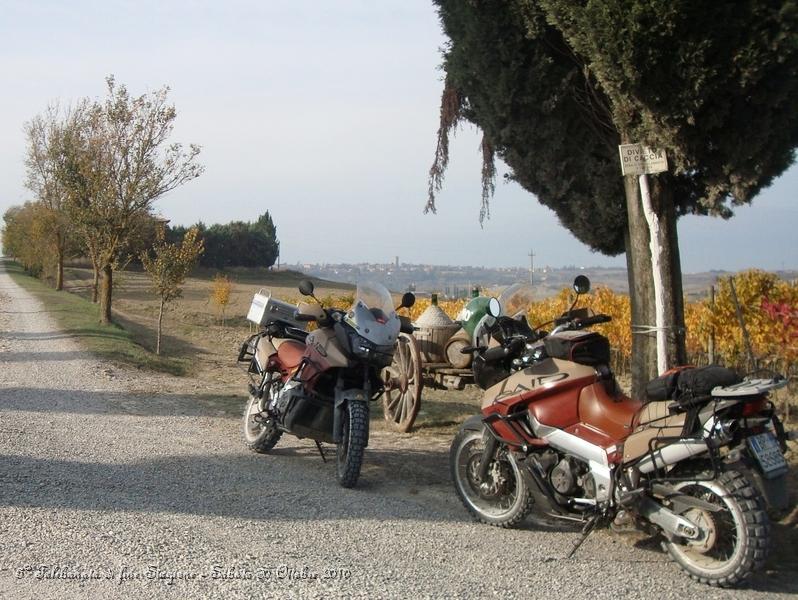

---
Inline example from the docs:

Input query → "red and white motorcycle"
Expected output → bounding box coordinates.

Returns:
[451,276,792,586]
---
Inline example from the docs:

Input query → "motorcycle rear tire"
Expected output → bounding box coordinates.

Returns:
[664,469,770,587]
[336,401,368,488]
[243,393,282,453]
[450,427,533,527]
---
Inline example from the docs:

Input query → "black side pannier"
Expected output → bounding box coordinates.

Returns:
[544,331,611,366]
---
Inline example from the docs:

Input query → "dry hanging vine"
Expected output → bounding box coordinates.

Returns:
[426,76,498,226]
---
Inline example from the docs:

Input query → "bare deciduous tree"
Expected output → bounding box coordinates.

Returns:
[24,103,87,290]
[141,227,204,355]
[66,77,203,323]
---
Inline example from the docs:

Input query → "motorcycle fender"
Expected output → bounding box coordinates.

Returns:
[333,390,369,446]
[460,414,485,432]
[729,458,790,513]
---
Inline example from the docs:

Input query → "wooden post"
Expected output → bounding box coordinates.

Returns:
[728,277,755,372]
[707,285,715,364]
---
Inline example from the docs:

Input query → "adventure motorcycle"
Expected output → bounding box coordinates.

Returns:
[239,280,415,488]
[451,276,793,587]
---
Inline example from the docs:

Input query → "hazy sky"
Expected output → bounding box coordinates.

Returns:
[1,0,796,273]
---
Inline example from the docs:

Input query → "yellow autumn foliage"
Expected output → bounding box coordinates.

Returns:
[270,271,797,371]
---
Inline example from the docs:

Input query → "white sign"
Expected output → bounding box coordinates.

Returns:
[618,144,668,176]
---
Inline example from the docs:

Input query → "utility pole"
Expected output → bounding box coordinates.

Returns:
[528,249,535,285]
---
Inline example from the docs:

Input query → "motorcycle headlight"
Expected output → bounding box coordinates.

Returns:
[349,333,375,357]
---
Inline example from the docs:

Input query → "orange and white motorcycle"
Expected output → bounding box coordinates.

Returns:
[238,280,414,487]
[451,276,792,586]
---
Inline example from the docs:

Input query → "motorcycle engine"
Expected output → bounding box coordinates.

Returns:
[550,458,577,495]
[546,453,594,501]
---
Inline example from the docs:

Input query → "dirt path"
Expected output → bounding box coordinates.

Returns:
[0,261,793,599]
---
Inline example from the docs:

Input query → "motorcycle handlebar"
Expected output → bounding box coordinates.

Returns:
[574,314,612,327]
[482,345,509,362]
[399,315,416,334]
[482,337,526,363]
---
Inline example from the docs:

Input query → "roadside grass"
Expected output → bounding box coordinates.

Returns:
[4,260,189,376]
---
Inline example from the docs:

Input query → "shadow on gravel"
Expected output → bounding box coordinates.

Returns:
[0,329,134,341]
[0,350,92,362]
[0,309,74,314]
[0,388,242,417]
[0,448,464,525]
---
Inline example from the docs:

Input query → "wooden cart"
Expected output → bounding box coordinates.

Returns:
[381,331,474,432]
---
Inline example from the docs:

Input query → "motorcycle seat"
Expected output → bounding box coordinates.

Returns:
[577,382,642,442]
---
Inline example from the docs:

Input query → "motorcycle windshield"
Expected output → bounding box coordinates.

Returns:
[497,282,535,318]
[355,282,395,319]
[349,282,400,345]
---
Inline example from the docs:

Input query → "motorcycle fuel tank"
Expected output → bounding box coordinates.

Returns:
[304,328,350,369]
[482,358,596,430]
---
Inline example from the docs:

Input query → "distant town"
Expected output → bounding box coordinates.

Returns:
[286,260,797,300]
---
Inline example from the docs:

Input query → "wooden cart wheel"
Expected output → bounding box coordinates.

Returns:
[382,333,422,432]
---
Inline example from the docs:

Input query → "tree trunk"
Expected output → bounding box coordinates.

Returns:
[156,297,165,355]
[55,245,64,292]
[624,175,656,397]
[624,174,687,397]
[99,264,113,324]
[91,260,100,303]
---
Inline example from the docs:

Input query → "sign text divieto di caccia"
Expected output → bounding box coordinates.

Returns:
[618,144,668,176]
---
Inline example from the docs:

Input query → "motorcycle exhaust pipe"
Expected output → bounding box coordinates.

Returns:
[636,439,709,474]
[635,415,739,474]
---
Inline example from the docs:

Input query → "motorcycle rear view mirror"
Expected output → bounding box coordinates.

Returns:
[487,297,501,318]
[399,292,415,309]
[298,280,315,297]
[573,275,590,295]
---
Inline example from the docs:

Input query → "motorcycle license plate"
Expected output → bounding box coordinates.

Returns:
[748,432,788,478]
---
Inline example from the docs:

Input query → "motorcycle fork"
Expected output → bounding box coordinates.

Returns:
[477,431,499,482]
[332,365,371,445]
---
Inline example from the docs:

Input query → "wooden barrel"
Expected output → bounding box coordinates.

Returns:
[444,328,472,369]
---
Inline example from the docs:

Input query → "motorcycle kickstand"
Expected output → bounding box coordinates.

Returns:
[566,513,603,559]
[314,440,327,463]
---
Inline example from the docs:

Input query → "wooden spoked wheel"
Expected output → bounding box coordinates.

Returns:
[382,333,422,432]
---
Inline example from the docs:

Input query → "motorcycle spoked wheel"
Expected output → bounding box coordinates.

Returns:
[242,390,282,453]
[664,469,770,587]
[450,428,533,527]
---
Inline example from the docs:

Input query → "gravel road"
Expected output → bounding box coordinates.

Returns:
[0,260,794,599]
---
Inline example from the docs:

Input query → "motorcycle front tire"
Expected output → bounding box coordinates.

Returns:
[336,400,368,488]
[450,426,533,527]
